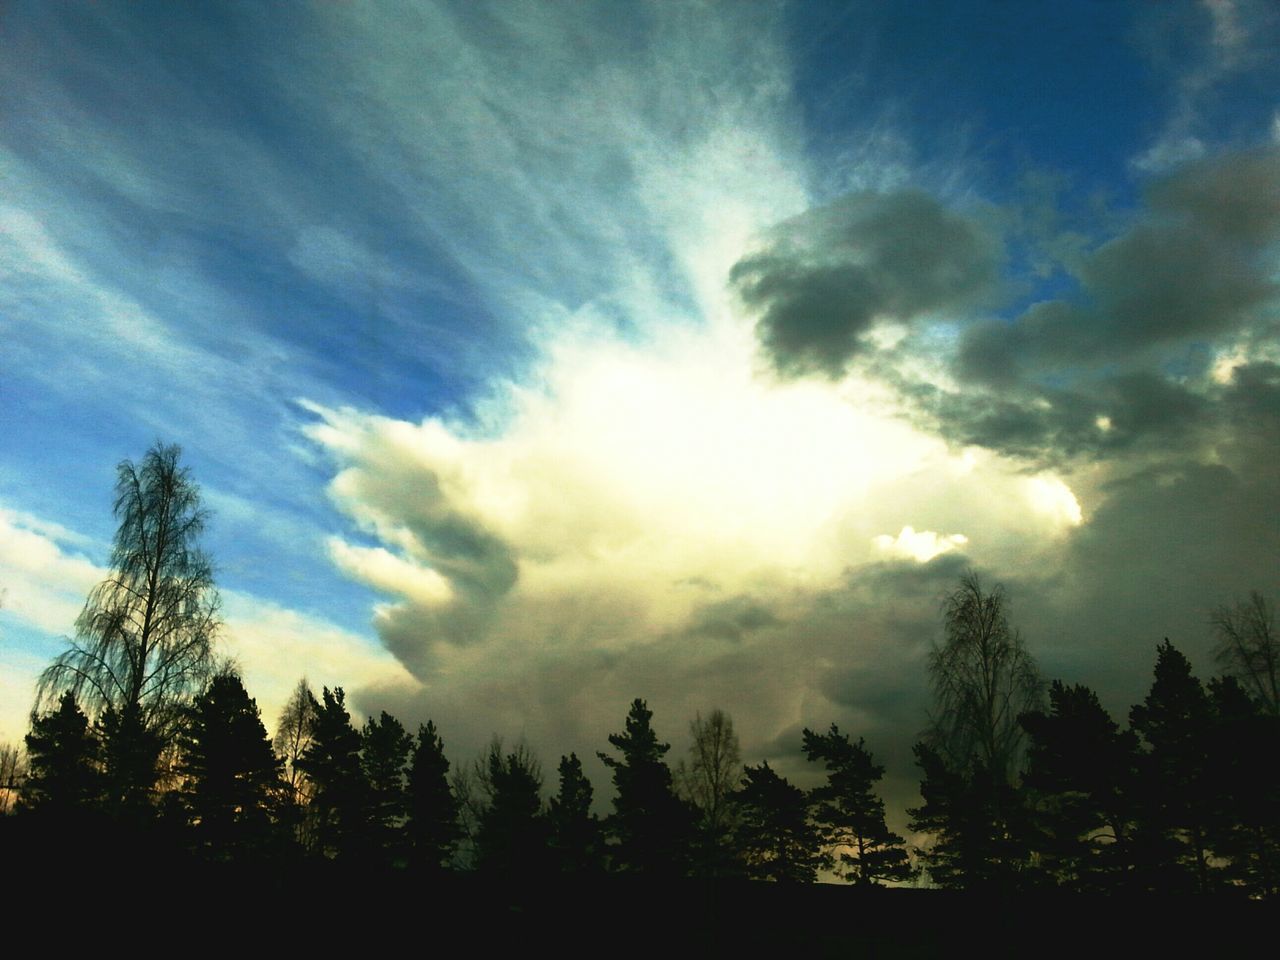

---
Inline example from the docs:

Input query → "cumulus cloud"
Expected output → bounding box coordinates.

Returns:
[730,190,1001,378]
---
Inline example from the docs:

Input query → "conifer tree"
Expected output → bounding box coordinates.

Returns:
[734,761,822,883]
[547,752,603,874]
[472,738,547,877]
[177,670,285,859]
[1019,681,1139,891]
[598,698,693,875]
[1129,640,1216,892]
[803,725,914,885]
[297,687,366,859]
[406,720,460,871]
[361,711,412,864]
[21,692,103,816]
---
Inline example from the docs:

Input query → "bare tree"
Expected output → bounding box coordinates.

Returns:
[274,678,318,792]
[1211,591,1278,717]
[676,708,742,836]
[36,442,221,737]
[926,571,1044,783]
[0,742,25,815]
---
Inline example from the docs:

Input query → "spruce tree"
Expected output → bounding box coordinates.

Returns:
[473,739,547,877]
[803,725,914,885]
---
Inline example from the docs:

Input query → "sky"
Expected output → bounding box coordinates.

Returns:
[2,0,1278,825]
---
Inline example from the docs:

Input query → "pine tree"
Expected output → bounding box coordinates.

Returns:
[21,692,103,816]
[296,687,366,859]
[1019,681,1139,891]
[472,738,547,877]
[405,720,460,871]
[547,752,603,874]
[803,725,914,885]
[1129,640,1216,892]
[598,698,693,875]
[361,711,412,865]
[177,670,286,859]
[734,761,823,883]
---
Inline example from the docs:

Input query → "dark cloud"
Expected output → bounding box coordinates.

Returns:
[731,190,1000,378]
[679,595,780,643]
[957,148,1280,384]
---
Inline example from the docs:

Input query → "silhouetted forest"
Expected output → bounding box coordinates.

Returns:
[3,444,1277,948]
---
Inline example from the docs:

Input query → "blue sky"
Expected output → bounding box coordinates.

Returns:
[2,0,1278,815]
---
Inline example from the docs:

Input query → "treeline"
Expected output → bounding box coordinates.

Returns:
[4,442,1278,900]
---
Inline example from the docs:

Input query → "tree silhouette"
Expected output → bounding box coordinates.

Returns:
[908,741,1030,890]
[297,687,366,859]
[361,711,412,864]
[21,692,103,816]
[1212,592,1278,717]
[676,708,743,878]
[37,443,221,737]
[472,738,547,877]
[734,761,822,883]
[177,670,286,859]
[548,752,603,874]
[926,572,1043,784]
[598,698,693,875]
[1129,640,1216,892]
[405,720,460,871]
[803,725,914,885]
[1019,681,1139,891]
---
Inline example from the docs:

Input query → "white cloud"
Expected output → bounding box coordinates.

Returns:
[873,526,969,564]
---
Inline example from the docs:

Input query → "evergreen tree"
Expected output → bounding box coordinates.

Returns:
[1019,681,1140,891]
[598,698,694,875]
[547,752,603,874]
[1204,676,1280,897]
[472,738,547,877]
[405,720,460,871]
[802,725,914,885]
[296,687,366,859]
[177,670,286,859]
[97,703,163,824]
[361,711,412,865]
[734,761,823,883]
[908,742,1031,890]
[21,692,103,816]
[1128,640,1216,892]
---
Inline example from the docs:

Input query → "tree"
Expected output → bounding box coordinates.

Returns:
[1212,591,1278,717]
[20,692,103,816]
[471,737,547,877]
[676,708,743,877]
[405,720,460,871]
[1128,640,1216,892]
[1018,681,1140,891]
[177,670,286,859]
[803,725,914,885]
[36,442,220,805]
[361,711,412,864]
[926,572,1044,784]
[0,742,25,815]
[296,687,366,859]
[547,752,603,874]
[734,761,823,883]
[598,698,694,875]
[274,678,317,796]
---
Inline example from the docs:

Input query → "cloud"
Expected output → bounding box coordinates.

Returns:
[730,190,1001,378]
